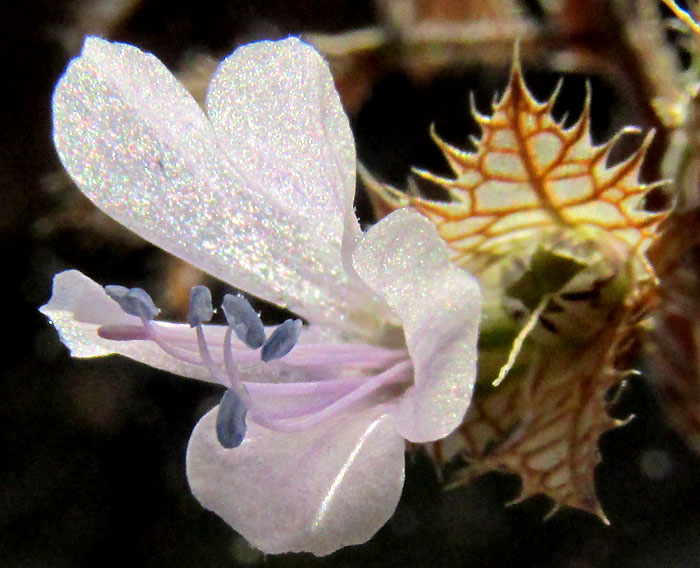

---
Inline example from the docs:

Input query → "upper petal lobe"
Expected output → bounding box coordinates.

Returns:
[52,37,365,329]
[207,38,358,241]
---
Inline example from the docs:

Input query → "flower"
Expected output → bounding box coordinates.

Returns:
[40,36,481,555]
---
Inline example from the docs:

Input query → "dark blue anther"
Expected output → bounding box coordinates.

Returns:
[221,294,266,349]
[261,319,302,362]
[105,285,160,320]
[216,388,248,449]
[187,285,214,327]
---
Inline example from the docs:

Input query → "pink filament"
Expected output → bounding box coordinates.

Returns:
[98,317,412,434]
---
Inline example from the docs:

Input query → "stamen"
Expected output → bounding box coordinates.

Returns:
[261,319,302,362]
[216,388,248,449]
[174,286,246,391]
[142,321,203,365]
[195,324,234,387]
[249,359,411,432]
[222,294,265,349]
[100,284,412,444]
[222,324,252,405]
[105,285,160,320]
[187,285,214,327]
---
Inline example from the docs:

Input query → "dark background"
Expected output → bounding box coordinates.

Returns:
[4,1,700,566]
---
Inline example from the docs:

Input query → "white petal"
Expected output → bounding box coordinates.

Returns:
[40,271,358,386]
[52,37,364,329]
[39,270,216,382]
[353,209,482,442]
[186,407,404,555]
[207,37,360,243]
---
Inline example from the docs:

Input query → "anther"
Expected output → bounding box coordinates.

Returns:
[221,294,265,349]
[216,388,248,449]
[105,285,160,320]
[187,285,214,327]
[261,319,302,362]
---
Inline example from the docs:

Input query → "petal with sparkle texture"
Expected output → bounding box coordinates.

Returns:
[207,38,360,242]
[52,37,366,330]
[354,209,482,442]
[40,270,349,386]
[186,407,404,555]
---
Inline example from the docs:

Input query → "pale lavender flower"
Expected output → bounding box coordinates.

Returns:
[40,37,481,555]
